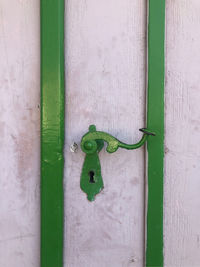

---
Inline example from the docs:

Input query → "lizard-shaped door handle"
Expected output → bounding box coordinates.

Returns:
[80,125,155,201]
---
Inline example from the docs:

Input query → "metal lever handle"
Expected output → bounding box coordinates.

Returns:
[80,125,155,201]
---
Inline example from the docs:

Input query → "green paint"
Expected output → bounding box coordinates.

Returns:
[146,1,165,266]
[81,125,154,201]
[81,126,104,201]
[40,0,65,266]
[81,125,155,154]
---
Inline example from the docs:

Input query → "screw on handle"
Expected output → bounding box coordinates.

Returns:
[80,125,155,201]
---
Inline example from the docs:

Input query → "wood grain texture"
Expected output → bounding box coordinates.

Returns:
[164,0,200,266]
[0,1,40,266]
[64,1,146,266]
[1,1,200,266]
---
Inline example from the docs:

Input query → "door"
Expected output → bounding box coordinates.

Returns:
[64,1,146,266]
[1,1,200,267]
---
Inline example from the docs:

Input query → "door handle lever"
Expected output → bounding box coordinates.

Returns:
[80,125,155,201]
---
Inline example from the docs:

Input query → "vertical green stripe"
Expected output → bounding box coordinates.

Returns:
[41,1,65,267]
[146,1,165,266]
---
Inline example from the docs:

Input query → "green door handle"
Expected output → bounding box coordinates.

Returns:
[80,125,155,201]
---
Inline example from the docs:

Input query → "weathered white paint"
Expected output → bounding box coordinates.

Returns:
[0,1,40,267]
[1,0,200,266]
[64,1,146,266]
[164,0,200,266]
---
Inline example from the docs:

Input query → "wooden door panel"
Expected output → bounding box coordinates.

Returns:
[1,1,200,266]
[64,1,146,266]
[165,0,200,266]
[0,1,40,267]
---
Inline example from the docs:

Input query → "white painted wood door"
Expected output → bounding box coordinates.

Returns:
[0,1,40,267]
[164,0,200,266]
[64,1,146,266]
[1,1,200,267]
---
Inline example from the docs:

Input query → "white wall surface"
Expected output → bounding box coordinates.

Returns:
[1,0,200,267]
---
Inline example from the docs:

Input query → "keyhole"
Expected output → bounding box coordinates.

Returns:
[89,171,95,183]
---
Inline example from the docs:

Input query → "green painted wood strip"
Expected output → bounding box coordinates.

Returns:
[146,1,165,266]
[40,1,65,266]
